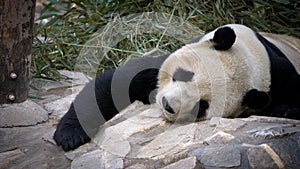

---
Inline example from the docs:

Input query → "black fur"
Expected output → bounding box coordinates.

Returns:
[54,55,168,151]
[129,69,160,104]
[271,105,300,119]
[242,89,271,110]
[197,100,209,118]
[173,68,195,82]
[53,103,91,151]
[212,26,236,50]
[242,32,300,119]
[186,99,210,119]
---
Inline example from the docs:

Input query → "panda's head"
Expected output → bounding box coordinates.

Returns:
[156,24,271,122]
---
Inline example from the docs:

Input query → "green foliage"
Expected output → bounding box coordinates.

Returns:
[33,0,300,80]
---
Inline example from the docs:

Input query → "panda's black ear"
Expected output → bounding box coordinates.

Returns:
[212,26,236,50]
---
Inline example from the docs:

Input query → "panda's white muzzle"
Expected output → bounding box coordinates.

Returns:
[157,81,202,121]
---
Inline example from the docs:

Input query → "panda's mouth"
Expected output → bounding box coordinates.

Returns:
[162,99,209,122]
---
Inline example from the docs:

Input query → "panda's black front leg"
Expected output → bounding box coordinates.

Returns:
[271,105,300,120]
[53,103,90,151]
[53,71,116,151]
[242,89,271,110]
[242,89,300,120]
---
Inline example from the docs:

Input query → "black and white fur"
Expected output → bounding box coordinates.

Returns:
[54,24,300,151]
[157,24,300,121]
[53,55,168,151]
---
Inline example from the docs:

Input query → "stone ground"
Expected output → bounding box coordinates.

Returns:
[0,71,89,169]
[1,70,300,169]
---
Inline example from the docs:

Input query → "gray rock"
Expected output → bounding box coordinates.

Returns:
[200,146,241,168]
[214,118,246,131]
[243,115,300,124]
[204,131,240,145]
[247,124,296,139]
[29,70,90,99]
[194,121,217,141]
[71,149,104,169]
[103,152,124,169]
[65,142,98,160]
[208,117,221,127]
[100,128,131,158]
[0,149,25,169]
[35,94,61,106]
[126,163,149,169]
[161,156,202,169]
[59,70,91,85]
[0,100,48,127]
[71,149,124,169]
[44,93,77,118]
[39,70,90,94]
[39,80,73,95]
[0,122,70,168]
[266,138,300,169]
[41,127,56,145]
[247,144,284,169]
[136,123,198,159]
[94,102,166,158]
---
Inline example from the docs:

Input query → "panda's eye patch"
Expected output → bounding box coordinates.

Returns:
[172,68,194,82]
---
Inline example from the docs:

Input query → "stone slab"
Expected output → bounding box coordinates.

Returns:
[44,93,77,118]
[0,149,25,169]
[161,156,201,169]
[247,144,284,169]
[0,123,70,168]
[71,149,124,169]
[200,146,241,168]
[71,149,104,169]
[0,100,48,127]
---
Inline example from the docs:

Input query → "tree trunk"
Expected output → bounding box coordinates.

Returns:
[0,0,36,104]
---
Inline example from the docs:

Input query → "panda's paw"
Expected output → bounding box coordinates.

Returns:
[271,105,300,120]
[242,89,271,110]
[53,125,90,151]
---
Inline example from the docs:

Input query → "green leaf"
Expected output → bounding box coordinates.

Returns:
[271,0,290,5]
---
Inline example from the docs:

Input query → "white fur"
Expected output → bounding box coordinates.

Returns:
[156,24,271,121]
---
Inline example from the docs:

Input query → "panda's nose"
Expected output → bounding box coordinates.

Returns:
[162,96,175,114]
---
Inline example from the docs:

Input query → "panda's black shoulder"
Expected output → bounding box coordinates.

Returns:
[123,55,169,104]
[255,32,300,104]
[255,32,290,62]
[254,32,298,77]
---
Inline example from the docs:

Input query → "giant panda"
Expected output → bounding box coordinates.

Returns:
[54,24,300,151]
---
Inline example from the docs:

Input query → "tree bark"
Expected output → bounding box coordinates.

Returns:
[0,0,36,104]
